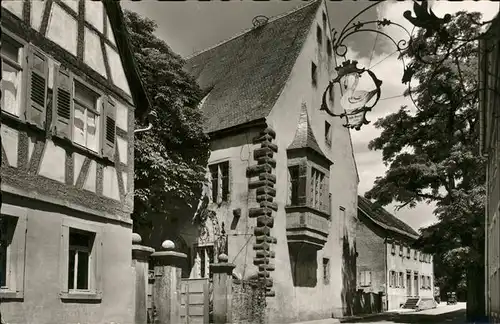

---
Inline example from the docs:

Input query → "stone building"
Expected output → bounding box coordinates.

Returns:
[1,1,150,323]
[479,13,500,323]
[162,1,359,322]
[357,196,435,311]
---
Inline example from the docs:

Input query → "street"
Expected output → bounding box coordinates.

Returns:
[343,302,467,324]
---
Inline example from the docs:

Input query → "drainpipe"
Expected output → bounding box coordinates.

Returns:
[134,112,155,134]
[384,237,388,311]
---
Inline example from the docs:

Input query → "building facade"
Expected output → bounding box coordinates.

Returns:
[141,1,359,322]
[357,196,435,311]
[479,14,500,323]
[1,1,149,323]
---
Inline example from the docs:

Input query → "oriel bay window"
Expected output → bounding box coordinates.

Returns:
[287,163,329,214]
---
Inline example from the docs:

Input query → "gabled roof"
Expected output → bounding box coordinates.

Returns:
[288,103,326,158]
[103,0,152,122]
[184,0,322,134]
[358,195,419,240]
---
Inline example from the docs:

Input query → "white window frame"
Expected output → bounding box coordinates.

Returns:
[359,270,371,287]
[59,218,103,301]
[72,76,102,154]
[0,204,28,300]
[1,30,27,119]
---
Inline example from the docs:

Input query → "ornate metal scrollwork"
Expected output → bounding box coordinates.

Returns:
[321,60,383,130]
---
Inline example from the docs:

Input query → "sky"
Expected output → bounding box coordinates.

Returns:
[122,0,499,232]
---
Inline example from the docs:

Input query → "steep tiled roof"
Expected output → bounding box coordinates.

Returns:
[184,0,322,134]
[358,195,420,239]
[288,103,326,158]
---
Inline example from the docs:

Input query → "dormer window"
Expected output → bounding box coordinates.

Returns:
[317,25,322,46]
[324,121,331,146]
[311,62,318,87]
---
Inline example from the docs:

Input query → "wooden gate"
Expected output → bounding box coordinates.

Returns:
[180,278,210,324]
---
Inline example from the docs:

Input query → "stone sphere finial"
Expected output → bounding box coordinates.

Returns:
[162,240,175,250]
[218,253,228,263]
[132,233,142,244]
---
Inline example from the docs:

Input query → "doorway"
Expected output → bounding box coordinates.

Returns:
[414,273,419,297]
[406,272,412,296]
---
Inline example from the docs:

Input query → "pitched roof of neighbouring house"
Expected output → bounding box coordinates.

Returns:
[184,0,322,134]
[358,195,420,239]
[103,0,152,122]
[288,103,326,157]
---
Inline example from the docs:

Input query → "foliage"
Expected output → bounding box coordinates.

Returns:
[124,11,210,231]
[365,11,486,299]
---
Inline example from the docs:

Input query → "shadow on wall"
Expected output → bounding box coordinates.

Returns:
[341,231,357,317]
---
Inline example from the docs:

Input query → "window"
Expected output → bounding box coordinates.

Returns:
[414,250,418,260]
[399,272,405,288]
[311,62,317,87]
[317,25,322,46]
[0,205,28,300]
[289,244,317,287]
[324,121,331,146]
[194,245,214,279]
[327,38,332,58]
[310,167,325,210]
[68,229,95,291]
[209,161,229,203]
[289,166,300,205]
[389,270,396,287]
[399,245,403,256]
[391,243,395,255]
[407,247,411,259]
[359,270,371,286]
[419,253,423,262]
[323,258,330,285]
[427,276,431,289]
[73,81,101,152]
[0,217,14,288]
[60,220,102,301]
[1,35,24,117]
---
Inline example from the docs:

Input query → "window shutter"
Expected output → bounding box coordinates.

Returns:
[25,45,49,129]
[51,66,73,139]
[102,96,116,160]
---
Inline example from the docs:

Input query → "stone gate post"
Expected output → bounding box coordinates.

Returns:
[132,233,155,324]
[151,240,187,324]
[210,253,236,324]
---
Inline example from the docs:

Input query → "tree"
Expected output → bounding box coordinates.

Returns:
[365,11,487,321]
[124,11,210,232]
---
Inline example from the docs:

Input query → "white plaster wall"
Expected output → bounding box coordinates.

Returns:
[1,124,19,168]
[31,1,45,32]
[39,140,66,183]
[264,1,359,321]
[1,1,23,19]
[46,3,78,56]
[106,44,132,96]
[84,0,104,33]
[84,27,107,77]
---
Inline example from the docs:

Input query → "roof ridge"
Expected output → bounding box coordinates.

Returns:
[358,195,419,238]
[184,0,321,60]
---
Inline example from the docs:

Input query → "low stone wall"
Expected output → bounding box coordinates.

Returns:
[231,279,267,324]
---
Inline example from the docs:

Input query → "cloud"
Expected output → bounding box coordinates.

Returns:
[348,0,496,231]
